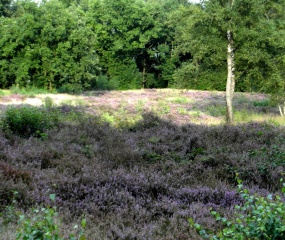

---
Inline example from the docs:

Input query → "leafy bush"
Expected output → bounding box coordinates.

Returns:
[189,177,285,239]
[107,59,141,90]
[9,85,56,96]
[253,99,271,107]
[233,109,252,122]
[57,83,83,94]
[0,90,7,96]
[2,106,58,137]
[95,74,119,90]
[0,190,19,225]
[43,97,55,109]
[16,194,86,240]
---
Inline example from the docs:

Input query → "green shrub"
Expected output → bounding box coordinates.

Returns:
[167,96,192,104]
[253,99,271,107]
[156,101,171,115]
[10,85,56,96]
[43,97,55,109]
[2,106,58,138]
[95,74,119,90]
[206,105,226,117]
[0,190,19,225]
[189,177,285,239]
[0,90,7,96]
[16,194,86,240]
[57,83,83,94]
[234,109,252,122]
[135,99,147,113]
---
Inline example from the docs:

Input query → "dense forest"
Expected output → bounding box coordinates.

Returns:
[0,0,285,94]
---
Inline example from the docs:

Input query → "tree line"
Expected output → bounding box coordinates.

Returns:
[0,0,285,99]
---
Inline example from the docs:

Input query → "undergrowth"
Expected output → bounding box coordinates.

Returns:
[1,106,59,138]
[0,90,285,239]
[9,85,57,97]
[190,176,285,239]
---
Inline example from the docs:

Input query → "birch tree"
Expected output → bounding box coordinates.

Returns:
[172,0,285,123]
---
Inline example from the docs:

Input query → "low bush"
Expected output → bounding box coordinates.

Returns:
[2,106,58,138]
[1,108,285,239]
[189,177,285,239]
[16,194,86,240]
[253,99,271,107]
[57,83,83,94]
[9,85,56,96]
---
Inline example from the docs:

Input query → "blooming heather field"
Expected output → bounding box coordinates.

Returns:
[1,89,285,239]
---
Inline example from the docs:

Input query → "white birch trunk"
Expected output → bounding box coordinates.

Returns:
[226,30,235,124]
[278,103,285,116]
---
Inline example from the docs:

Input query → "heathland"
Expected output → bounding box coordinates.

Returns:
[1,89,285,239]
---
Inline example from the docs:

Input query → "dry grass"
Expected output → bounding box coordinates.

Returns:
[0,89,278,126]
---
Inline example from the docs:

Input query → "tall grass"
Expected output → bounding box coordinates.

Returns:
[9,85,57,97]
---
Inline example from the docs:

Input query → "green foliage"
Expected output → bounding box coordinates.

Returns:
[107,59,141,90]
[101,112,116,126]
[2,106,58,138]
[1,0,284,92]
[135,99,147,113]
[95,74,118,90]
[171,61,226,91]
[100,108,142,129]
[156,100,171,115]
[206,105,226,117]
[248,145,285,176]
[0,0,15,17]
[0,90,7,96]
[167,96,192,104]
[16,194,86,240]
[0,191,19,225]
[89,0,182,89]
[57,83,83,94]
[9,85,56,96]
[189,177,285,239]
[43,97,55,109]
[177,107,190,115]
[253,99,271,108]
[171,0,285,93]
[0,0,99,91]
[233,109,252,122]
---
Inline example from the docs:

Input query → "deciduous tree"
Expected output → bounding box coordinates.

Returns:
[0,0,99,91]
[173,0,285,123]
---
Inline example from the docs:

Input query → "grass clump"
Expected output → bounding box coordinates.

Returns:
[9,85,56,97]
[206,105,226,117]
[1,106,58,138]
[190,177,285,239]
[134,99,147,113]
[0,90,7,96]
[155,100,171,115]
[167,96,192,104]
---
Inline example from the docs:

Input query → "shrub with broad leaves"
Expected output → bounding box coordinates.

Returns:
[189,176,285,239]
[16,194,86,240]
[2,106,58,138]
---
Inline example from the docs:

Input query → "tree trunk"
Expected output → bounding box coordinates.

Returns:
[142,58,146,88]
[278,103,285,116]
[226,30,235,124]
